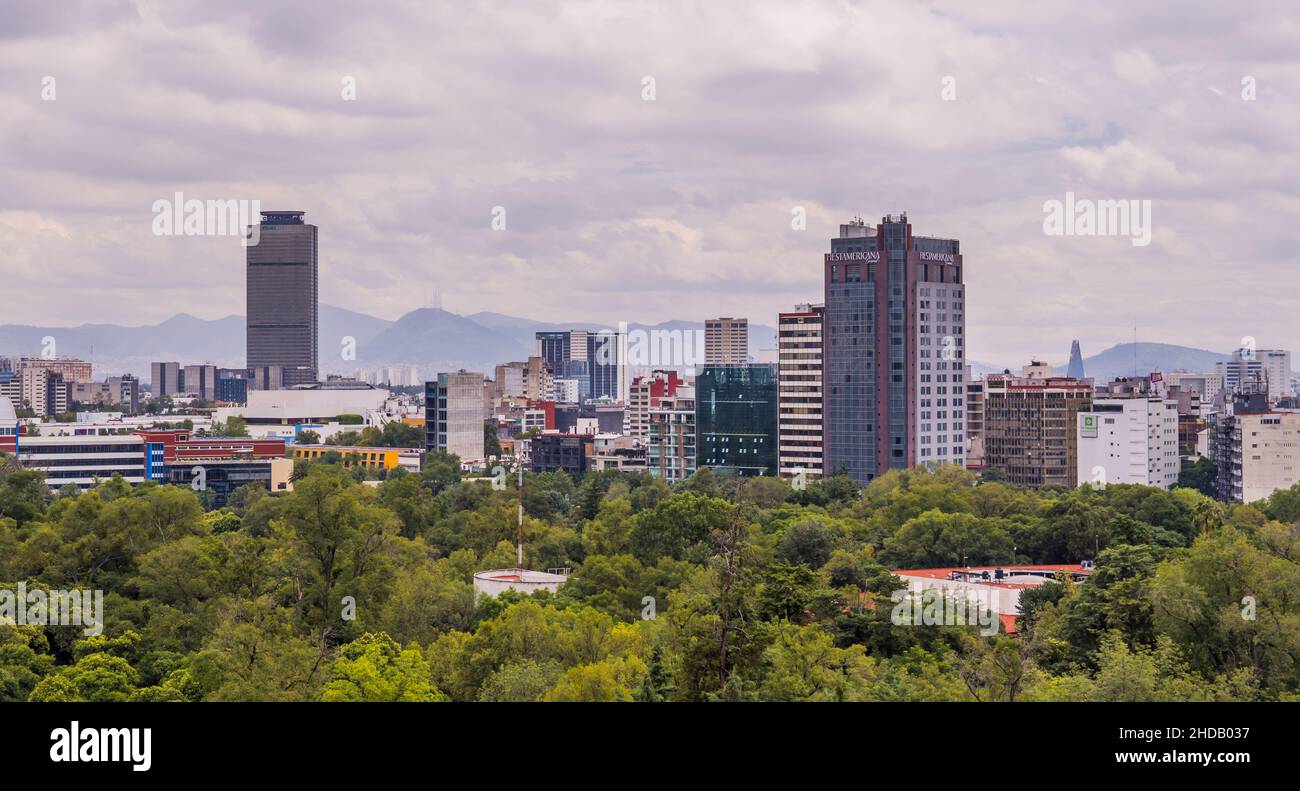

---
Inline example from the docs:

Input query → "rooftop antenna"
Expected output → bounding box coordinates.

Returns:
[1133,325,1138,378]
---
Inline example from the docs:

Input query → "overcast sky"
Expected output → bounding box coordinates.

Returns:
[1,0,1298,365]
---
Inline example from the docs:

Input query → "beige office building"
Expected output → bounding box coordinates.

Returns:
[705,317,748,365]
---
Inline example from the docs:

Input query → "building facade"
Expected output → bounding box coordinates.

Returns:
[704,317,748,365]
[1076,397,1179,489]
[777,305,824,479]
[1212,393,1300,503]
[823,214,966,483]
[982,371,1092,488]
[696,364,778,477]
[425,371,486,464]
[647,386,696,481]
[247,210,318,388]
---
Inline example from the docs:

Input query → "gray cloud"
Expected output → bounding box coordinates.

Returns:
[0,0,1298,367]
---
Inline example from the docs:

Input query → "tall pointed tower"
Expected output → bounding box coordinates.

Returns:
[1066,340,1085,379]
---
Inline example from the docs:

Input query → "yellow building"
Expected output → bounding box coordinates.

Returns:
[291,444,424,472]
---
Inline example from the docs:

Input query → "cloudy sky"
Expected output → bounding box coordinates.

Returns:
[1,0,1298,366]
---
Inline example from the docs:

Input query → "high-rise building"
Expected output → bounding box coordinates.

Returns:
[705,317,748,365]
[18,356,92,385]
[151,362,182,397]
[1066,340,1085,379]
[823,214,966,483]
[965,370,986,470]
[696,364,777,476]
[536,330,610,403]
[20,368,68,418]
[425,371,486,463]
[247,210,318,388]
[777,305,824,479]
[493,357,552,402]
[982,367,1092,487]
[1076,397,1179,489]
[183,364,218,401]
[647,386,696,481]
[1215,348,1290,403]
[586,330,626,403]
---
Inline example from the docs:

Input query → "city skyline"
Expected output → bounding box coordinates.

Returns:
[2,2,1299,366]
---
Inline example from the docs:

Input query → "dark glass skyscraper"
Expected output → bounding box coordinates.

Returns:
[247,211,318,388]
[695,363,778,476]
[823,214,965,484]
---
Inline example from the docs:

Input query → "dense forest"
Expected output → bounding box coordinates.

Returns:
[2,454,1299,702]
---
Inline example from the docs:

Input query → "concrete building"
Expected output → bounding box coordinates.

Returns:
[183,364,218,401]
[591,433,647,472]
[965,371,986,470]
[247,210,318,388]
[530,433,594,475]
[18,356,92,385]
[19,368,68,418]
[69,375,140,414]
[1076,397,1179,489]
[1212,392,1300,503]
[493,357,552,402]
[705,317,748,364]
[625,370,684,438]
[292,445,425,474]
[647,386,696,482]
[983,368,1092,488]
[425,371,486,464]
[777,304,824,480]
[151,361,183,397]
[214,383,389,428]
[1165,371,1224,403]
[823,214,966,483]
[1216,348,1268,400]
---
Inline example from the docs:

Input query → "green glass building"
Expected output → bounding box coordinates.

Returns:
[695,364,778,476]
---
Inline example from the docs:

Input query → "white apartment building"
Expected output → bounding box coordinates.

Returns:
[777,305,823,479]
[1214,407,1300,503]
[916,281,966,467]
[1076,397,1179,489]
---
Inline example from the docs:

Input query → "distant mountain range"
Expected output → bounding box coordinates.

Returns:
[975,342,1242,382]
[0,307,776,382]
[0,309,1268,387]
[1063,342,1236,383]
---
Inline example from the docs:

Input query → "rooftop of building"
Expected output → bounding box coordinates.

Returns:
[896,563,1092,586]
